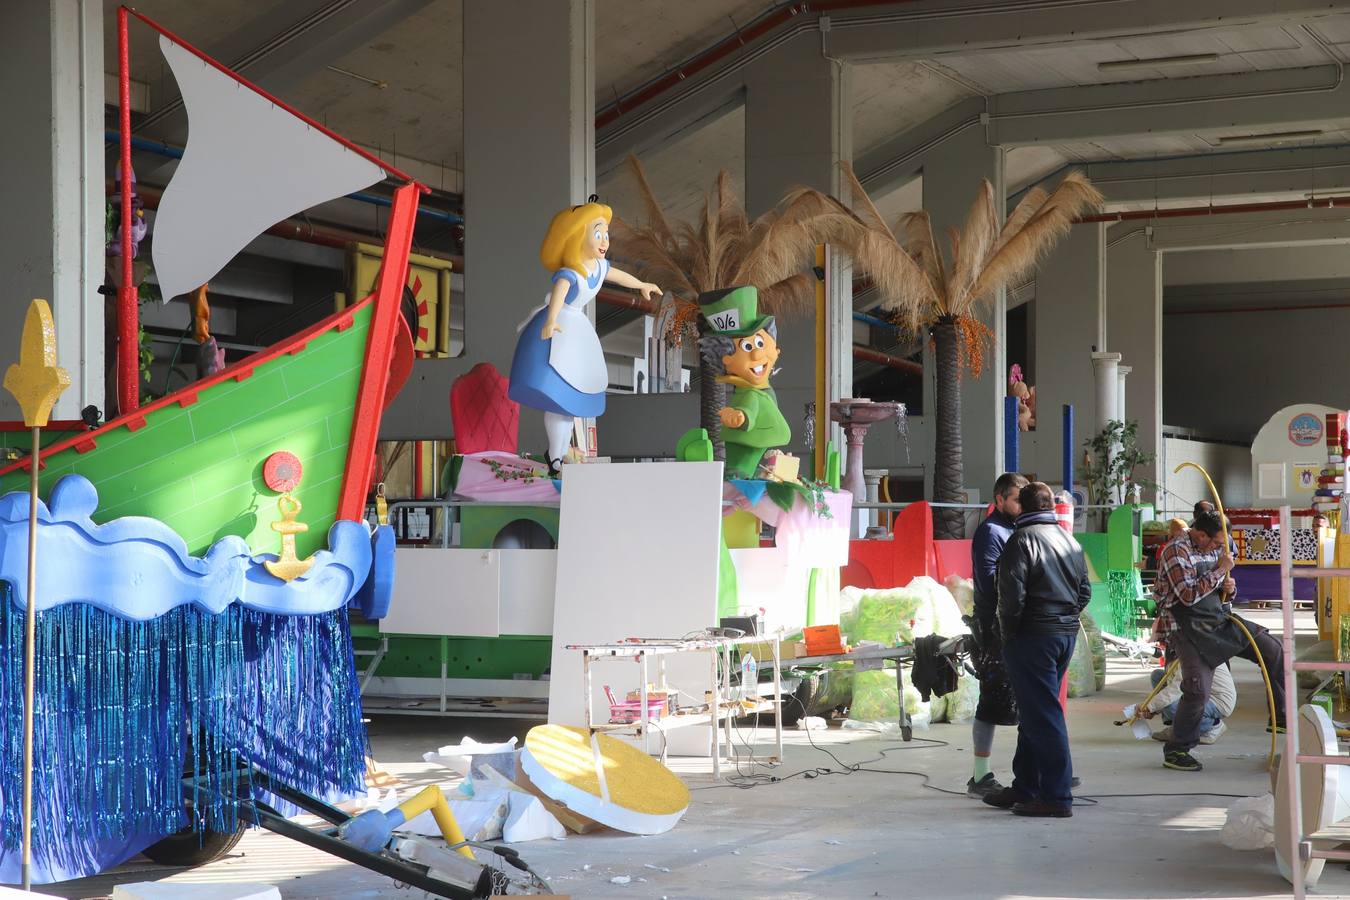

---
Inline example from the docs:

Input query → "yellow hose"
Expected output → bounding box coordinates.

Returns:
[1126,660,1180,725]
[1229,615,1280,771]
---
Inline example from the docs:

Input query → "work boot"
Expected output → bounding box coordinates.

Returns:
[982,786,1032,809]
[1163,750,1203,772]
[966,773,1005,799]
[1012,800,1072,818]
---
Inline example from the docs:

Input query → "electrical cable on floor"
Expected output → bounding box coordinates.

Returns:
[703,711,1254,806]
[696,656,1251,805]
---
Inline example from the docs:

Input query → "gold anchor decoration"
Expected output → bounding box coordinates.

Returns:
[264,493,315,582]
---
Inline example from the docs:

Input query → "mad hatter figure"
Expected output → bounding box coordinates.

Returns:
[700,286,790,479]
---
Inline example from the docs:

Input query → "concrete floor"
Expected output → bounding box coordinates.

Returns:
[41,610,1350,899]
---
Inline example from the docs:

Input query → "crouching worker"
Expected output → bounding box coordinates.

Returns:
[1151,510,1286,772]
[1140,661,1236,745]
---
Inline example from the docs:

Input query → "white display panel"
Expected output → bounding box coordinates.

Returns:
[548,462,724,755]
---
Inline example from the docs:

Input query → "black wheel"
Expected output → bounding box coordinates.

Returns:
[142,820,246,867]
[779,684,808,727]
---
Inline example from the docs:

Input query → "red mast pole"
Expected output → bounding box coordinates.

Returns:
[337,183,420,521]
[117,6,138,414]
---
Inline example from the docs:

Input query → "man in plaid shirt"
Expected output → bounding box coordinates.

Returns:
[1150,511,1285,772]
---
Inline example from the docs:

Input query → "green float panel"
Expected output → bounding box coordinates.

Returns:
[1106,503,1156,572]
[459,505,560,549]
[0,304,372,560]
[1075,532,1110,584]
[354,633,552,680]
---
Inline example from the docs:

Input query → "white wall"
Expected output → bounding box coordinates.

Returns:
[1164,306,1350,442]
[1160,435,1252,515]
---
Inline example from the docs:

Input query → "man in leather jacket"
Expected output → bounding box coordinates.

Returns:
[982,482,1092,818]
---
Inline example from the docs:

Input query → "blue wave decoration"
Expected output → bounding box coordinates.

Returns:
[0,475,372,884]
[0,474,372,618]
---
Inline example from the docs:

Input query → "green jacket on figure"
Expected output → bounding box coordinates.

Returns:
[720,377,791,479]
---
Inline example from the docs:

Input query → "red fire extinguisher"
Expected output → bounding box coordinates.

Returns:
[1054,496,1074,533]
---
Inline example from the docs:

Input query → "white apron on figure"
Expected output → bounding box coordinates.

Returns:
[517,262,609,395]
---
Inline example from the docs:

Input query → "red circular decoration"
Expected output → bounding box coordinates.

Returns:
[263,451,303,493]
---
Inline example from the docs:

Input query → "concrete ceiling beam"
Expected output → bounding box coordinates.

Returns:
[597,89,743,178]
[1165,244,1350,285]
[1078,145,1350,205]
[137,0,434,143]
[986,64,1347,147]
[1116,204,1350,252]
[820,0,1346,62]
[853,96,985,196]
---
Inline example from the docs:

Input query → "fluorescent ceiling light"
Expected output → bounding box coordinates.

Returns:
[327,65,388,89]
[1217,129,1324,145]
[1098,53,1219,72]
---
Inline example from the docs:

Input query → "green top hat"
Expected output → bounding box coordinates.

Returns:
[698,285,773,338]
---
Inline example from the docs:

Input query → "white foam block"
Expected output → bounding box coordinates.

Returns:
[113,884,281,900]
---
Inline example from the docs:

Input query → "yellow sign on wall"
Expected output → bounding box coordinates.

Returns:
[344,242,456,358]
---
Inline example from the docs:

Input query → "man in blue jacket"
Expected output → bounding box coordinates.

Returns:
[984,481,1093,818]
[965,472,1027,798]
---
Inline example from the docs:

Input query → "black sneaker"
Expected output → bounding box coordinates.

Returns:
[982,786,1032,809]
[1163,751,1203,772]
[966,773,1005,799]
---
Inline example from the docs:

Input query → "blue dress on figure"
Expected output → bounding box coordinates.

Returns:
[509,260,610,418]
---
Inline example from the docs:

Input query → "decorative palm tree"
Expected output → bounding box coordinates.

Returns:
[611,155,864,457]
[833,163,1103,538]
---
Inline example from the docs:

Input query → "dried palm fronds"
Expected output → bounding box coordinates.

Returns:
[968,170,1102,303]
[612,155,862,328]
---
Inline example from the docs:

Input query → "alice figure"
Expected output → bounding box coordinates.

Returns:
[508,196,660,471]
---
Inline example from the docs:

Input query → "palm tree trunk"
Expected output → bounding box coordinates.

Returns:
[932,315,965,539]
[697,320,725,461]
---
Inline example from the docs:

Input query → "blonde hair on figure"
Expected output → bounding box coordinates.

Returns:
[540,201,612,276]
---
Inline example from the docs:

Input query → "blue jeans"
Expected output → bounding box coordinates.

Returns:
[1150,668,1220,733]
[1003,632,1076,807]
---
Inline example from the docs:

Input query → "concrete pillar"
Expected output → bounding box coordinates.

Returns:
[385,0,594,443]
[743,32,852,462]
[1106,229,1163,495]
[1028,223,1105,486]
[922,127,1005,497]
[0,1,104,421]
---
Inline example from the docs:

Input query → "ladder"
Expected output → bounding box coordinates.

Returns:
[1280,505,1350,898]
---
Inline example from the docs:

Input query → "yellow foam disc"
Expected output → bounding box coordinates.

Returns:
[522,724,690,834]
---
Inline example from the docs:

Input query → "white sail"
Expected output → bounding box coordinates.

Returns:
[151,35,384,302]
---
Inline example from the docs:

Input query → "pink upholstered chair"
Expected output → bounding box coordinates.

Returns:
[450,362,519,454]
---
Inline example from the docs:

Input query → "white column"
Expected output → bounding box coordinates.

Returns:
[455,0,594,453]
[0,0,104,420]
[1117,364,1131,426]
[1090,352,1121,434]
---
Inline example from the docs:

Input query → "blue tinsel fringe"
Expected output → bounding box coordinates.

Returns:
[0,583,367,882]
